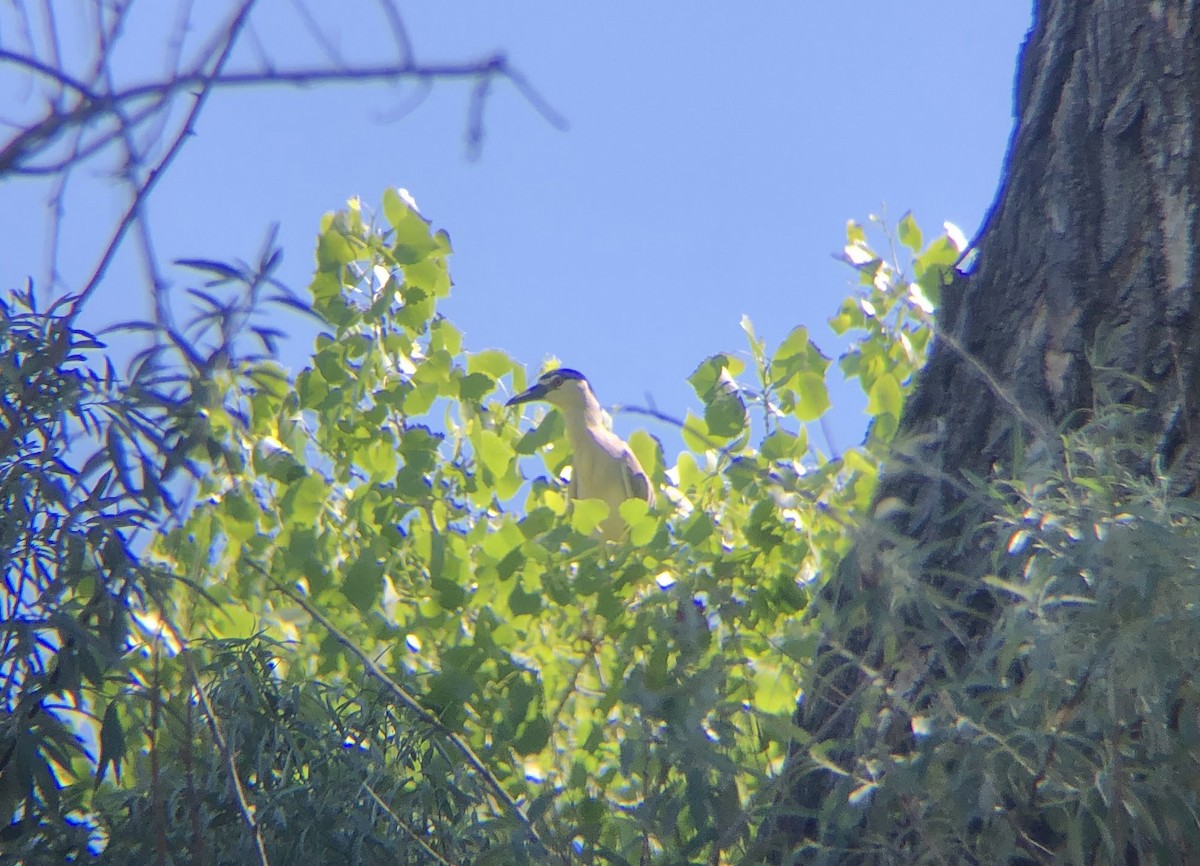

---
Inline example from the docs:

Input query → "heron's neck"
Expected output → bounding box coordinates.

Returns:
[562,393,609,449]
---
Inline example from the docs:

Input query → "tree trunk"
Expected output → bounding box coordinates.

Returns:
[899,0,1200,514]
[758,1,1200,861]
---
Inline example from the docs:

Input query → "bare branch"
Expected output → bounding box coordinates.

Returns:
[3,0,564,334]
[66,0,259,322]
[0,48,98,99]
[1,56,565,176]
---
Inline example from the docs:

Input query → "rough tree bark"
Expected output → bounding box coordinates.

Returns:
[759,1,1200,861]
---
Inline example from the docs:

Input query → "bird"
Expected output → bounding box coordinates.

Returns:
[506,368,654,541]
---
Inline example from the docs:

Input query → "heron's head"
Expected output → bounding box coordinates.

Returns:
[505,368,594,412]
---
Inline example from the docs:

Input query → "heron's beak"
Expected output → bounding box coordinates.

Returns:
[505,381,549,407]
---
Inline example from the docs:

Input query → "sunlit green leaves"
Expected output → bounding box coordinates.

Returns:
[218,488,260,543]
[279,473,327,525]
[383,187,452,274]
[570,498,610,535]
[475,428,514,479]
[514,409,564,456]
[618,499,657,546]
[771,326,831,421]
[866,371,903,418]
[358,437,398,482]
[689,354,748,440]
[680,409,715,453]
[343,553,384,612]
[832,213,949,444]
[458,371,493,402]
[897,210,923,252]
[50,187,1197,866]
[316,217,359,270]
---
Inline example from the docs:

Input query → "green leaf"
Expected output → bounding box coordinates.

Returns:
[316,227,356,271]
[915,260,950,308]
[314,344,347,386]
[219,490,259,543]
[772,328,830,422]
[628,431,662,486]
[515,410,563,455]
[468,349,519,382]
[404,255,452,298]
[513,716,551,755]
[383,188,444,265]
[746,499,785,552]
[95,702,125,785]
[761,429,807,461]
[284,528,320,570]
[398,425,442,473]
[432,575,466,610]
[280,474,328,526]
[426,670,476,726]
[519,506,558,538]
[829,297,867,335]
[792,372,830,421]
[741,314,766,367]
[476,429,514,478]
[343,555,383,612]
[578,797,606,843]
[570,499,610,535]
[866,372,903,418]
[776,328,830,372]
[394,285,436,333]
[702,371,748,439]
[497,547,525,581]
[897,211,923,253]
[360,438,398,482]
[508,581,543,616]
[619,499,656,546]
[458,371,494,402]
[915,232,961,271]
[682,511,714,545]
[687,354,743,402]
[681,409,712,453]
[481,521,523,560]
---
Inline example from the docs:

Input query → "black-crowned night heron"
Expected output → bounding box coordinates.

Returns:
[506,368,654,541]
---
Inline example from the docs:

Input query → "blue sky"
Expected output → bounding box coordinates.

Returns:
[4,2,1032,455]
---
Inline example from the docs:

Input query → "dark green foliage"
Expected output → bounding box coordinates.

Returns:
[0,287,178,855]
[88,640,504,866]
[0,249,315,859]
[778,420,1200,865]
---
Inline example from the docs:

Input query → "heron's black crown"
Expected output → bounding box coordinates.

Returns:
[539,367,588,386]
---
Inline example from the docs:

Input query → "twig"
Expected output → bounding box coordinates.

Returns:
[0,48,98,98]
[373,0,414,65]
[65,0,259,324]
[0,57,568,176]
[362,782,461,866]
[932,326,1060,464]
[184,648,272,866]
[616,403,727,454]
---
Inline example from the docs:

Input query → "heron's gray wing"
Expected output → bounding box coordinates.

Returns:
[622,452,654,506]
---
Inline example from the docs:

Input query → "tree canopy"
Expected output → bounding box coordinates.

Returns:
[0,182,950,862]
[7,2,1200,865]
